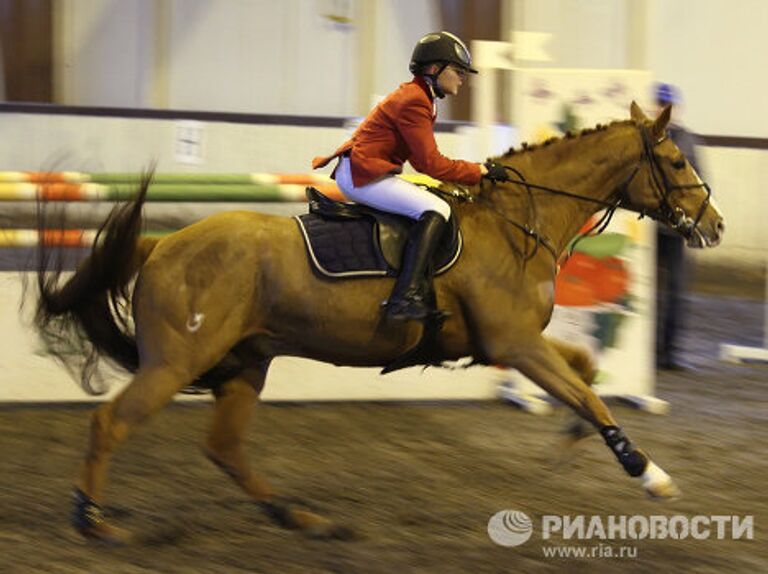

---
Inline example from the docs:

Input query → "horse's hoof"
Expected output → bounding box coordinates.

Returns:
[551,419,595,469]
[78,521,133,546]
[645,478,682,500]
[641,460,682,500]
[72,487,132,545]
[562,419,596,443]
[291,509,355,541]
[303,521,356,541]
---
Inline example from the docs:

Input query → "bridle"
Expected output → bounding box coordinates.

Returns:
[633,125,712,241]
[466,123,712,262]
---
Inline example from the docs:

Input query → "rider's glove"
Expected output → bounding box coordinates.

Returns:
[483,161,509,183]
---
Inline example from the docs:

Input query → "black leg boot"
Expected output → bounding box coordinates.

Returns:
[385,211,447,321]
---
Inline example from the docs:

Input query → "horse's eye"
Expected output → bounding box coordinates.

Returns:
[671,158,686,170]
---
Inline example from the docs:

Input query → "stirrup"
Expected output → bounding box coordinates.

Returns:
[381,292,434,321]
[382,294,432,321]
[383,295,450,322]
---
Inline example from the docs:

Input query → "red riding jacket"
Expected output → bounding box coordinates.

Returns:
[312,76,482,187]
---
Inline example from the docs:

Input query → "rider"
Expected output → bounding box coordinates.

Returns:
[312,31,509,321]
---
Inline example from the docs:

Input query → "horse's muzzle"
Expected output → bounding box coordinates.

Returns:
[686,217,725,248]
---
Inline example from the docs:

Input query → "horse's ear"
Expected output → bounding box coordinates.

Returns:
[652,104,672,138]
[630,101,647,123]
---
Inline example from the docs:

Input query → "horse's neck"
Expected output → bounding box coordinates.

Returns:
[479,124,642,257]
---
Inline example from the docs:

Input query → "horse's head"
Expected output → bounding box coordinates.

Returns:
[624,101,724,248]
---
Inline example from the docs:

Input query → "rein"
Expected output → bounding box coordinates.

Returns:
[475,123,712,263]
[475,174,560,263]
[426,180,560,263]
[474,164,624,264]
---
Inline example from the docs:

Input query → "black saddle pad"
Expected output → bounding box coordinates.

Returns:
[295,188,462,279]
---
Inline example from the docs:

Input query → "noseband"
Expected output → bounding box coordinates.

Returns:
[632,126,712,241]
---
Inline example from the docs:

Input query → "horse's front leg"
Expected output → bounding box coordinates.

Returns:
[492,333,680,499]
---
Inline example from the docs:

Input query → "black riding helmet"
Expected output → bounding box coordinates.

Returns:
[409,31,478,98]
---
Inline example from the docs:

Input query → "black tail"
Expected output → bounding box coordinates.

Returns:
[33,170,154,394]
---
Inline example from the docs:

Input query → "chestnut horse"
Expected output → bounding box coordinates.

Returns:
[32,103,724,543]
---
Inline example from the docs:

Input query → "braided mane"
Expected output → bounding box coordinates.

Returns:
[498,119,634,160]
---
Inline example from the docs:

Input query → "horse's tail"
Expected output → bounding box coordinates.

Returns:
[34,170,156,394]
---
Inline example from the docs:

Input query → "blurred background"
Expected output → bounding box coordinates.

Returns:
[0,0,765,279]
[1,0,764,128]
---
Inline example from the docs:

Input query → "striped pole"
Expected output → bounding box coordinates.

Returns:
[0,229,168,248]
[0,172,334,185]
[0,229,98,247]
[0,182,345,202]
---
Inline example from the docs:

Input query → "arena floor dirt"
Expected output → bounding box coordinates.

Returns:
[0,292,765,573]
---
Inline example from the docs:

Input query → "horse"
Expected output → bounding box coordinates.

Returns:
[31,102,724,543]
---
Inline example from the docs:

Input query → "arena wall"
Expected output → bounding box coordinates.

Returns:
[53,0,442,117]
[49,0,768,138]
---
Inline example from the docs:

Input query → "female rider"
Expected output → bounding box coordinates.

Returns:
[313,31,508,321]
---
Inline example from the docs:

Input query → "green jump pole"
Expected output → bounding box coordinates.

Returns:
[107,183,296,202]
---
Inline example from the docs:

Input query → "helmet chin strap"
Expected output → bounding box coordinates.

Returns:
[424,63,449,99]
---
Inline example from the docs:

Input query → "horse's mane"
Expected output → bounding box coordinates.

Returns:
[497,119,634,160]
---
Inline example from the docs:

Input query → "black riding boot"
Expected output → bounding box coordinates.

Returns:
[385,211,447,321]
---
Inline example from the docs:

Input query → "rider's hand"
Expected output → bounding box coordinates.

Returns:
[479,163,488,176]
[482,161,509,183]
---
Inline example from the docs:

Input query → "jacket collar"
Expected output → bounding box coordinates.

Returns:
[412,75,435,102]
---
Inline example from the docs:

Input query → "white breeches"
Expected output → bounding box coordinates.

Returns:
[335,156,451,221]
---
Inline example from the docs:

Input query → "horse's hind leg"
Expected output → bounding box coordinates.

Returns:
[501,334,680,499]
[203,367,273,501]
[546,336,598,387]
[74,364,193,543]
[204,364,353,540]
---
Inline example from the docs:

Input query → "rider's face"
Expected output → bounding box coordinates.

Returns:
[437,65,467,96]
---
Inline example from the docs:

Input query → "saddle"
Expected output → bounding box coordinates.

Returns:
[295,186,462,278]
